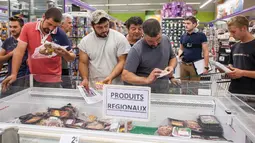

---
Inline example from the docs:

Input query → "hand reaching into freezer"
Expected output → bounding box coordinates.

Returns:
[1,74,17,92]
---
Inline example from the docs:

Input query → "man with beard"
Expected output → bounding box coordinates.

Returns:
[125,17,143,46]
[78,10,131,89]
[227,16,255,95]
[2,8,75,92]
[0,16,29,97]
[122,19,177,93]
[178,16,209,81]
[0,16,28,78]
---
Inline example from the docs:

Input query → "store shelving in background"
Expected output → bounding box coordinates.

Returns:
[68,12,92,82]
[162,18,186,54]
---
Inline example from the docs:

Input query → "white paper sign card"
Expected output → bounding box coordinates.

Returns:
[103,85,151,121]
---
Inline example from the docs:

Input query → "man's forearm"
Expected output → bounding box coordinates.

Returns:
[169,57,177,69]
[203,51,209,67]
[0,54,12,64]
[108,62,125,80]
[122,71,148,85]
[242,70,255,79]
[12,51,24,76]
[63,52,76,62]
[78,62,89,80]
[178,49,183,57]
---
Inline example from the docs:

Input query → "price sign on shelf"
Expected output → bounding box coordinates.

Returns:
[59,134,80,143]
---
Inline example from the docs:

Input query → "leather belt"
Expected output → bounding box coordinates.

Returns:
[182,61,193,66]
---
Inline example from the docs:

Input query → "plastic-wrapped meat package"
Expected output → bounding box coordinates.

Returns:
[158,126,173,136]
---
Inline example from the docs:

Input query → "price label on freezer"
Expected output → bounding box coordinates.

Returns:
[103,85,151,121]
[59,134,80,143]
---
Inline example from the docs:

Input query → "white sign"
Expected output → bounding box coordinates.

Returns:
[59,134,80,143]
[103,85,151,121]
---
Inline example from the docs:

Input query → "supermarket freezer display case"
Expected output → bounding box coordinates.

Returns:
[0,75,254,143]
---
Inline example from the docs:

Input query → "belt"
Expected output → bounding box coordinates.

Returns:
[182,61,193,66]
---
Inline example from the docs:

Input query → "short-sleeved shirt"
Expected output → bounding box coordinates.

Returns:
[229,39,255,95]
[51,27,72,70]
[18,22,71,83]
[78,29,131,85]
[2,37,29,78]
[180,31,207,62]
[124,35,176,93]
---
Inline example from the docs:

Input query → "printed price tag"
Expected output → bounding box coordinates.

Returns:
[59,134,80,143]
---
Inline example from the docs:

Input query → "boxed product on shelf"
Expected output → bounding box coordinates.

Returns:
[162,18,186,53]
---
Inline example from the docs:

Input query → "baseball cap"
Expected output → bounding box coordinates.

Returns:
[91,10,110,24]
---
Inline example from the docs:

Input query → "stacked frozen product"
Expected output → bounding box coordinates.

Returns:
[161,2,193,18]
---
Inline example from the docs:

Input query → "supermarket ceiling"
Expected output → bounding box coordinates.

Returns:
[82,0,215,12]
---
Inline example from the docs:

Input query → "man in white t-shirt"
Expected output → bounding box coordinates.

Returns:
[78,10,131,89]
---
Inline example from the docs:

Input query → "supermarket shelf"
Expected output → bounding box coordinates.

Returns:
[0,70,8,74]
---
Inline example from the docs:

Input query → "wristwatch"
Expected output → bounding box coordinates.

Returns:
[204,67,209,70]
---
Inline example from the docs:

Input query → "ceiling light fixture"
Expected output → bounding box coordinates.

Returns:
[105,4,127,6]
[90,4,105,7]
[186,2,201,5]
[200,0,213,9]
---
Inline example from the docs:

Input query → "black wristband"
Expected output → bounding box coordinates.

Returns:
[204,67,209,70]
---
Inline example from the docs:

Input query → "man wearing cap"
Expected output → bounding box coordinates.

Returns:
[78,10,131,89]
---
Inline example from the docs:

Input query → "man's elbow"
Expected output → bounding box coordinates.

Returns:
[121,70,129,82]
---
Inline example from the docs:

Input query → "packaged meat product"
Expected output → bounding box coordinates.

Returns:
[199,115,220,125]
[95,82,104,90]
[119,121,133,131]
[44,117,63,127]
[49,109,61,117]
[65,119,76,126]
[185,120,202,133]
[157,126,173,136]
[48,108,72,118]
[25,116,42,124]
[39,43,54,55]
[19,113,34,121]
[172,127,191,138]
[168,118,185,127]
[197,116,223,136]
[86,121,105,130]
[87,115,97,122]
[60,111,71,118]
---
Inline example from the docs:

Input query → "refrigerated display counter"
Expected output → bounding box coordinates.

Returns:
[0,77,254,143]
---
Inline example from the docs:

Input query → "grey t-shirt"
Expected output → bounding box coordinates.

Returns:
[124,35,176,93]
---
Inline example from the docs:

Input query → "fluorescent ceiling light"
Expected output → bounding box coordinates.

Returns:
[105,4,127,6]
[128,3,160,6]
[200,0,213,8]
[187,2,201,5]
[108,10,129,12]
[160,2,200,5]
[90,4,105,7]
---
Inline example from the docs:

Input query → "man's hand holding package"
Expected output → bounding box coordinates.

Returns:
[54,47,68,57]
[101,76,113,84]
[146,68,162,84]
[80,78,89,90]
[227,66,244,79]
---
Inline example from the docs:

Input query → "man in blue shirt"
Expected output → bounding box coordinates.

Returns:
[0,16,29,97]
[178,16,209,81]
